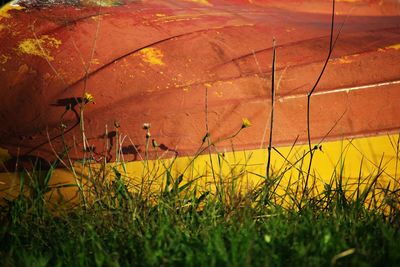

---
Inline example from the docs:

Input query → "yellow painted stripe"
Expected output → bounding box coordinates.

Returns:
[1,133,399,204]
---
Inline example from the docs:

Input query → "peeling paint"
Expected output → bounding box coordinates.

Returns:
[214,91,223,97]
[0,3,24,20]
[337,57,352,64]
[331,54,360,64]
[183,0,212,6]
[90,58,101,65]
[91,15,104,21]
[139,47,165,66]
[18,35,62,61]
[386,44,400,50]
[378,43,400,52]
[153,14,204,23]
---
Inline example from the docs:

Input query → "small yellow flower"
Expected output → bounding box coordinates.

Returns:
[83,92,95,103]
[242,118,252,128]
[142,123,151,130]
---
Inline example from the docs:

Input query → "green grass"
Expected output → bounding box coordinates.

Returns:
[1,166,400,267]
[1,201,399,267]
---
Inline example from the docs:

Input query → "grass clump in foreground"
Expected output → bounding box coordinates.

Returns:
[1,166,400,267]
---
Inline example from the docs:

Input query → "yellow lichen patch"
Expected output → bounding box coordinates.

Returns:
[0,3,25,20]
[183,0,213,6]
[331,54,360,65]
[139,47,165,66]
[336,56,352,64]
[0,54,10,64]
[18,35,62,61]
[0,22,19,36]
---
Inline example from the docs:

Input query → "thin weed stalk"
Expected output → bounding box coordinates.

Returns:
[266,38,276,180]
[303,0,336,208]
[204,87,220,201]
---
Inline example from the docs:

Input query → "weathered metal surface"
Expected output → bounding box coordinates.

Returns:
[0,0,399,166]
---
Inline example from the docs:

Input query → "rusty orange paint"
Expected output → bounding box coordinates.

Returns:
[0,0,399,170]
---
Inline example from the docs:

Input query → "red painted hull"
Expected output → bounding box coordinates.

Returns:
[0,0,399,165]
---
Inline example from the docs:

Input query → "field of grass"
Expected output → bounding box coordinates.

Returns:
[1,154,400,267]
